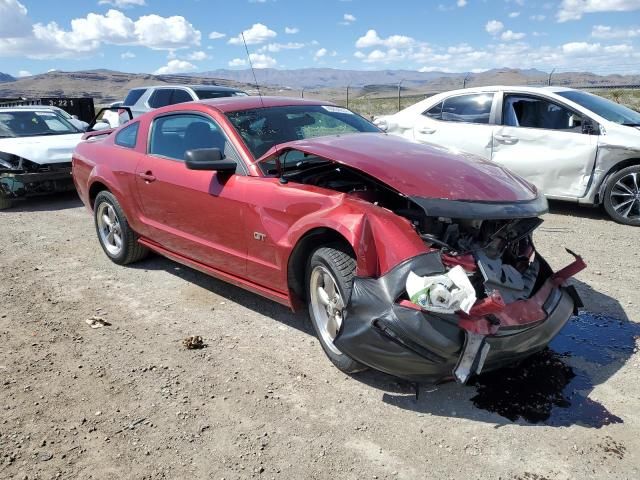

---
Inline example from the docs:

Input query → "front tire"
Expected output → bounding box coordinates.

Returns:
[306,245,366,374]
[603,165,640,226]
[94,191,148,265]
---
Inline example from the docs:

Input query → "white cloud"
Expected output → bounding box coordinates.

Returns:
[501,30,526,41]
[228,58,247,67]
[457,0,467,6]
[134,14,201,50]
[208,31,225,40]
[258,42,304,52]
[342,13,356,24]
[284,26,299,34]
[153,59,196,75]
[485,20,504,35]
[98,0,145,7]
[0,8,201,59]
[604,43,634,53]
[248,52,276,68]
[120,50,135,58]
[592,24,640,38]
[447,43,473,54]
[228,23,276,45]
[0,0,31,37]
[508,11,520,17]
[557,0,640,22]
[562,41,602,55]
[186,50,208,61]
[314,47,328,58]
[353,51,365,58]
[17,69,31,77]
[530,14,546,21]
[355,29,416,49]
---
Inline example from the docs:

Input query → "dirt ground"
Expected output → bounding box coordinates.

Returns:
[1,193,639,480]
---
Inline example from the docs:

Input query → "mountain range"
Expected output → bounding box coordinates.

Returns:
[0,68,639,105]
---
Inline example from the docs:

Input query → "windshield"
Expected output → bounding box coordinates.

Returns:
[226,105,380,159]
[195,89,248,100]
[0,110,80,138]
[557,90,640,126]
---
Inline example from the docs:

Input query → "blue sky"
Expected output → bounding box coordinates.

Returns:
[0,0,639,77]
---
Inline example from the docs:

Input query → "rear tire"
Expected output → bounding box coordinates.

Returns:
[603,165,640,226]
[306,245,367,374]
[94,191,148,265]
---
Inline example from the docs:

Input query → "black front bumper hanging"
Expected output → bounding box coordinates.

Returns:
[335,252,577,384]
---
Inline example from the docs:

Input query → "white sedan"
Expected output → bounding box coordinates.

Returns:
[375,86,640,225]
[0,107,84,209]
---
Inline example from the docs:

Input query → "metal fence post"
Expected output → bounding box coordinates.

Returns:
[301,88,305,98]
[397,79,404,112]
[346,84,351,109]
[463,74,471,88]
[548,68,555,86]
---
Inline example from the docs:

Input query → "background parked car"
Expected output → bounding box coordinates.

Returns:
[375,86,640,225]
[100,85,249,129]
[0,107,84,209]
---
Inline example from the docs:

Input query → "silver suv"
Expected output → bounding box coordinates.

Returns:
[103,85,248,127]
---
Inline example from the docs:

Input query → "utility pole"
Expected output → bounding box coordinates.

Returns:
[301,87,305,98]
[346,84,351,109]
[397,79,404,112]
[548,68,555,86]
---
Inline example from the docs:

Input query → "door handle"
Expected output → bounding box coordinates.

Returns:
[418,127,436,134]
[138,171,156,182]
[494,134,518,145]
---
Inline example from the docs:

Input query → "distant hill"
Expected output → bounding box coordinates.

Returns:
[195,67,640,91]
[0,72,15,83]
[1,68,639,106]
[194,68,470,89]
[0,70,258,104]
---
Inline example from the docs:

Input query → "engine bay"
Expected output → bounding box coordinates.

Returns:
[287,162,547,304]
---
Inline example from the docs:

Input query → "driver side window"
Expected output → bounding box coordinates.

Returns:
[149,114,243,173]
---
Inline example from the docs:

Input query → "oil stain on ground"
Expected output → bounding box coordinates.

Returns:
[470,312,640,427]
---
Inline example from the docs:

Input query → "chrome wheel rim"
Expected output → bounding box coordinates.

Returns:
[97,202,123,256]
[309,265,344,355]
[610,172,640,221]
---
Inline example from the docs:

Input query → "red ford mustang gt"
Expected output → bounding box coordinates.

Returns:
[72,96,585,384]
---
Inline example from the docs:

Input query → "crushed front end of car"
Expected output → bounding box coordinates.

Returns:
[335,196,585,384]
[0,153,74,208]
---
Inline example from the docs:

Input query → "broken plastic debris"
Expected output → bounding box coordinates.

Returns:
[183,335,205,350]
[85,317,111,329]
[406,266,477,314]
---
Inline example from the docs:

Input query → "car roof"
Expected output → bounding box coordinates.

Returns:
[130,84,244,92]
[0,106,64,112]
[197,96,335,113]
[435,85,578,96]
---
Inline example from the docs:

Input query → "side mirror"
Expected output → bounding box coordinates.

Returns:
[373,117,388,132]
[92,121,111,131]
[185,148,236,173]
[582,118,598,135]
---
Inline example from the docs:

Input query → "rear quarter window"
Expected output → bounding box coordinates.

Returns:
[148,89,173,108]
[115,122,139,148]
[123,89,146,106]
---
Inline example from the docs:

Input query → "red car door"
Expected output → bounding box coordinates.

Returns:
[135,113,248,277]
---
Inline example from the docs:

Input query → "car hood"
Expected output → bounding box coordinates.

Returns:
[0,133,84,165]
[258,133,538,203]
